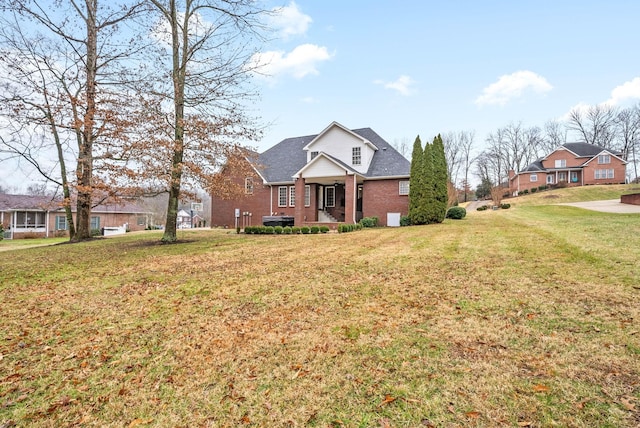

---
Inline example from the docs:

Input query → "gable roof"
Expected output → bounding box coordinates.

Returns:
[303,121,379,151]
[257,127,409,183]
[558,142,609,158]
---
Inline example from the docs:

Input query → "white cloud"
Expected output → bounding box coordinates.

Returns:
[270,1,312,39]
[374,75,415,96]
[604,77,640,106]
[250,44,333,80]
[475,70,553,106]
[301,96,318,104]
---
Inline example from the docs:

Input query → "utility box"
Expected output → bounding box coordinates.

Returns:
[387,212,401,227]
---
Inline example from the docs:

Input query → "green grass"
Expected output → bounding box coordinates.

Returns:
[0,189,639,427]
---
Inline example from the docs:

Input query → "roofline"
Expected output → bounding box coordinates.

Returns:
[302,121,379,151]
[582,150,628,166]
[364,174,410,181]
[293,152,363,179]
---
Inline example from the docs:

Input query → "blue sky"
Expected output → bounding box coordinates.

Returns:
[254,0,640,152]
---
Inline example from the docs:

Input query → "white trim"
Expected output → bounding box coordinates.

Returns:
[325,186,335,207]
[289,186,295,207]
[303,121,379,152]
[278,186,288,207]
[304,185,311,207]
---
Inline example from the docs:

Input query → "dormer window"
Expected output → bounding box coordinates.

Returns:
[352,147,361,165]
[598,154,611,164]
[311,151,318,160]
[555,159,566,168]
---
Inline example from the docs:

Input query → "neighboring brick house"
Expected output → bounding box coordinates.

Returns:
[0,193,153,239]
[210,121,411,228]
[509,142,627,195]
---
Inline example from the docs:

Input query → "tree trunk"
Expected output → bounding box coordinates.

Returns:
[73,0,98,242]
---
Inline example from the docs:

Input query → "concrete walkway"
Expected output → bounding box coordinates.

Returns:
[558,199,640,213]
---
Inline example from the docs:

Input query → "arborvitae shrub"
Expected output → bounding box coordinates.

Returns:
[301,226,310,234]
[274,226,283,234]
[283,226,292,234]
[446,206,467,219]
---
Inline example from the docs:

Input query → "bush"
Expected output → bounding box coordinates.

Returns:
[320,225,330,233]
[301,226,310,234]
[359,216,378,228]
[476,205,489,211]
[338,224,356,233]
[446,206,467,219]
[274,226,283,234]
[243,226,252,234]
[264,226,275,234]
[522,189,529,195]
[400,215,411,226]
[236,226,241,234]
[530,187,538,193]
[0,224,4,241]
[91,228,102,237]
[501,203,511,209]
[555,181,568,188]
[283,226,292,234]
[310,226,320,234]
[291,226,301,234]
[538,185,547,191]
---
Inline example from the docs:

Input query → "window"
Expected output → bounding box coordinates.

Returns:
[555,159,566,168]
[595,169,614,179]
[546,175,555,184]
[289,186,295,207]
[245,177,254,194]
[310,151,319,160]
[278,186,287,207]
[15,211,45,228]
[530,173,538,182]
[137,216,146,226]
[55,215,68,230]
[399,180,410,195]
[304,185,311,207]
[326,186,335,207]
[558,172,567,182]
[598,154,611,164]
[352,147,361,165]
[90,216,100,231]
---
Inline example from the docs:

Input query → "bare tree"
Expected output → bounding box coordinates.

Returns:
[615,104,640,181]
[143,0,266,243]
[566,104,618,149]
[543,119,567,153]
[392,137,411,159]
[0,0,145,241]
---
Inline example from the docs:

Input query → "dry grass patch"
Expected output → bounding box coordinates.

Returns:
[1,213,639,427]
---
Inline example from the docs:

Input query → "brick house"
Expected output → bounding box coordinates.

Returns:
[509,142,627,195]
[0,193,154,239]
[210,121,411,228]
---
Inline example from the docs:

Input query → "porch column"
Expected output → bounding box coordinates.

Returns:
[294,177,305,226]
[344,173,356,224]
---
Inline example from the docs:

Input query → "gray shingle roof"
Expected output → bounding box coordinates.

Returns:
[0,194,61,211]
[256,127,410,183]
[562,142,608,157]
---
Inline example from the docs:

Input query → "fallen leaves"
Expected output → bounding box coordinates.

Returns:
[532,384,550,393]
[620,396,636,412]
[128,418,154,427]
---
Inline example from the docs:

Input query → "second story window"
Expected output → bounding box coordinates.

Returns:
[555,159,566,168]
[352,147,361,165]
[598,154,611,164]
[245,177,254,194]
[311,151,319,160]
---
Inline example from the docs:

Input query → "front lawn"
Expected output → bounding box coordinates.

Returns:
[1,207,638,427]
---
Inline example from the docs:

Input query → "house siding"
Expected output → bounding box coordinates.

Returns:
[362,179,408,226]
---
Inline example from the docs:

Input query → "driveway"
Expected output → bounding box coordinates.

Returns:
[558,199,640,214]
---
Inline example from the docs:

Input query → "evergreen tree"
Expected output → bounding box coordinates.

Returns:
[422,140,436,223]
[431,134,449,223]
[409,135,427,225]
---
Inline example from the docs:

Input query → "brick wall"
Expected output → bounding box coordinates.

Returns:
[362,179,409,226]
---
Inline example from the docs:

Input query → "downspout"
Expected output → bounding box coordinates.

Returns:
[269,185,273,215]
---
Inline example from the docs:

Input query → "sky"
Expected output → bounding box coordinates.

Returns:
[2,0,640,192]
[253,0,640,152]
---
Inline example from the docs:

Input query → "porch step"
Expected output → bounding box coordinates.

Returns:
[318,210,338,223]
